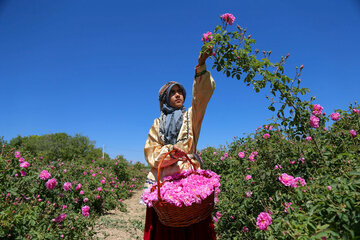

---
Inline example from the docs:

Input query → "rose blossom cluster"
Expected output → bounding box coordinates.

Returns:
[309,104,323,128]
[264,125,273,130]
[52,213,67,223]
[220,13,235,25]
[249,151,258,162]
[142,169,220,208]
[202,31,213,42]
[81,205,90,217]
[279,173,306,188]
[14,151,31,170]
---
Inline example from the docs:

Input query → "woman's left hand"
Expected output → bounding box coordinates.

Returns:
[197,45,213,66]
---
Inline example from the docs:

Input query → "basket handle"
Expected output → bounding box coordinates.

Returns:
[156,149,197,201]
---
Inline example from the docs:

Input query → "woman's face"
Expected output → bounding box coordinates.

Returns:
[168,85,184,109]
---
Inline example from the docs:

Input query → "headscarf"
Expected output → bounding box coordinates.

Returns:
[158,81,187,145]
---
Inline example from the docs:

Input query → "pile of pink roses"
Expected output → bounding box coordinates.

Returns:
[142,169,220,208]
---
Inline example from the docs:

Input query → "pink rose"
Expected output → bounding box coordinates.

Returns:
[312,104,324,116]
[80,190,84,195]
[306,136,312,141]
[245,191,252,198]
[330,112,340,121]
[101,179,106,185]
[245,175,252,180]
[83,198,89,203]
[350,129,357,138]
[19,162,30,168]
[327,186,332,191]
[220,13,235,25]
[353,108,359,114]
[63,182,72,191]
[279,173,294,186]
[291,177,306,187]
[202,31,213,42]
[75,183,82,190]
[40,170,51,180]
[45,178,57,190]
[20,171,26,176]
[19,157,25,163]
[98,187,102,192]
[14,151,21,158]
[256,212,272,230]
[242,227,249,232]
[274,164,282,170]
[238,152,245,158]
[52,213,67,223]
[263,133,270,139]
[268,126,273,130]
[309,115,319,128]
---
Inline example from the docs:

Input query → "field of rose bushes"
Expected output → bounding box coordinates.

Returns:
[201,104,360,239]
[0,134,147,239]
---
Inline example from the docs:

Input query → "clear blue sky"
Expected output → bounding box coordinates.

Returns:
[1,0,359,164]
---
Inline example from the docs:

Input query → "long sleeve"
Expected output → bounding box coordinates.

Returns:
[191,63,215,150]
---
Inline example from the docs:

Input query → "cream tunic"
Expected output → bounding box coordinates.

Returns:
[144,64,215,189]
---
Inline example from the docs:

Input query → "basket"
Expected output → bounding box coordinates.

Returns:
[150,150,215,227]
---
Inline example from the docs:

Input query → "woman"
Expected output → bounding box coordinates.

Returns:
[143,46,216,240]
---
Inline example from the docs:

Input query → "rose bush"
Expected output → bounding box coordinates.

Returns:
[201,104,359,239]
[198,14,360,239]
[0,136,147,239]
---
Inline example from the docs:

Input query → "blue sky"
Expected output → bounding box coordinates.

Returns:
[1,0,359,164]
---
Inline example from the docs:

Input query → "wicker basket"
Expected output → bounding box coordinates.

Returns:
[150,150,215,227]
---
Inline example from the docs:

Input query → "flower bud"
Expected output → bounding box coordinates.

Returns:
[300,65,304,70]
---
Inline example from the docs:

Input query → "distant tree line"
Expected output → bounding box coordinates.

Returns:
[3,133,110,163]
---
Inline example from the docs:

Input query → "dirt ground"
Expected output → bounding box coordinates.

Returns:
[94,190,146,240]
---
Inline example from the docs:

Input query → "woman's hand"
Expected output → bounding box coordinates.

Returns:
[197,45,213,67]
[173,145,186,159]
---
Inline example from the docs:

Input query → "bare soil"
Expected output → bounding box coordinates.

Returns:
[94,190,146,240]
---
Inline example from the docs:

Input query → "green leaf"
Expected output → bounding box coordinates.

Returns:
[268,106,275,111]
